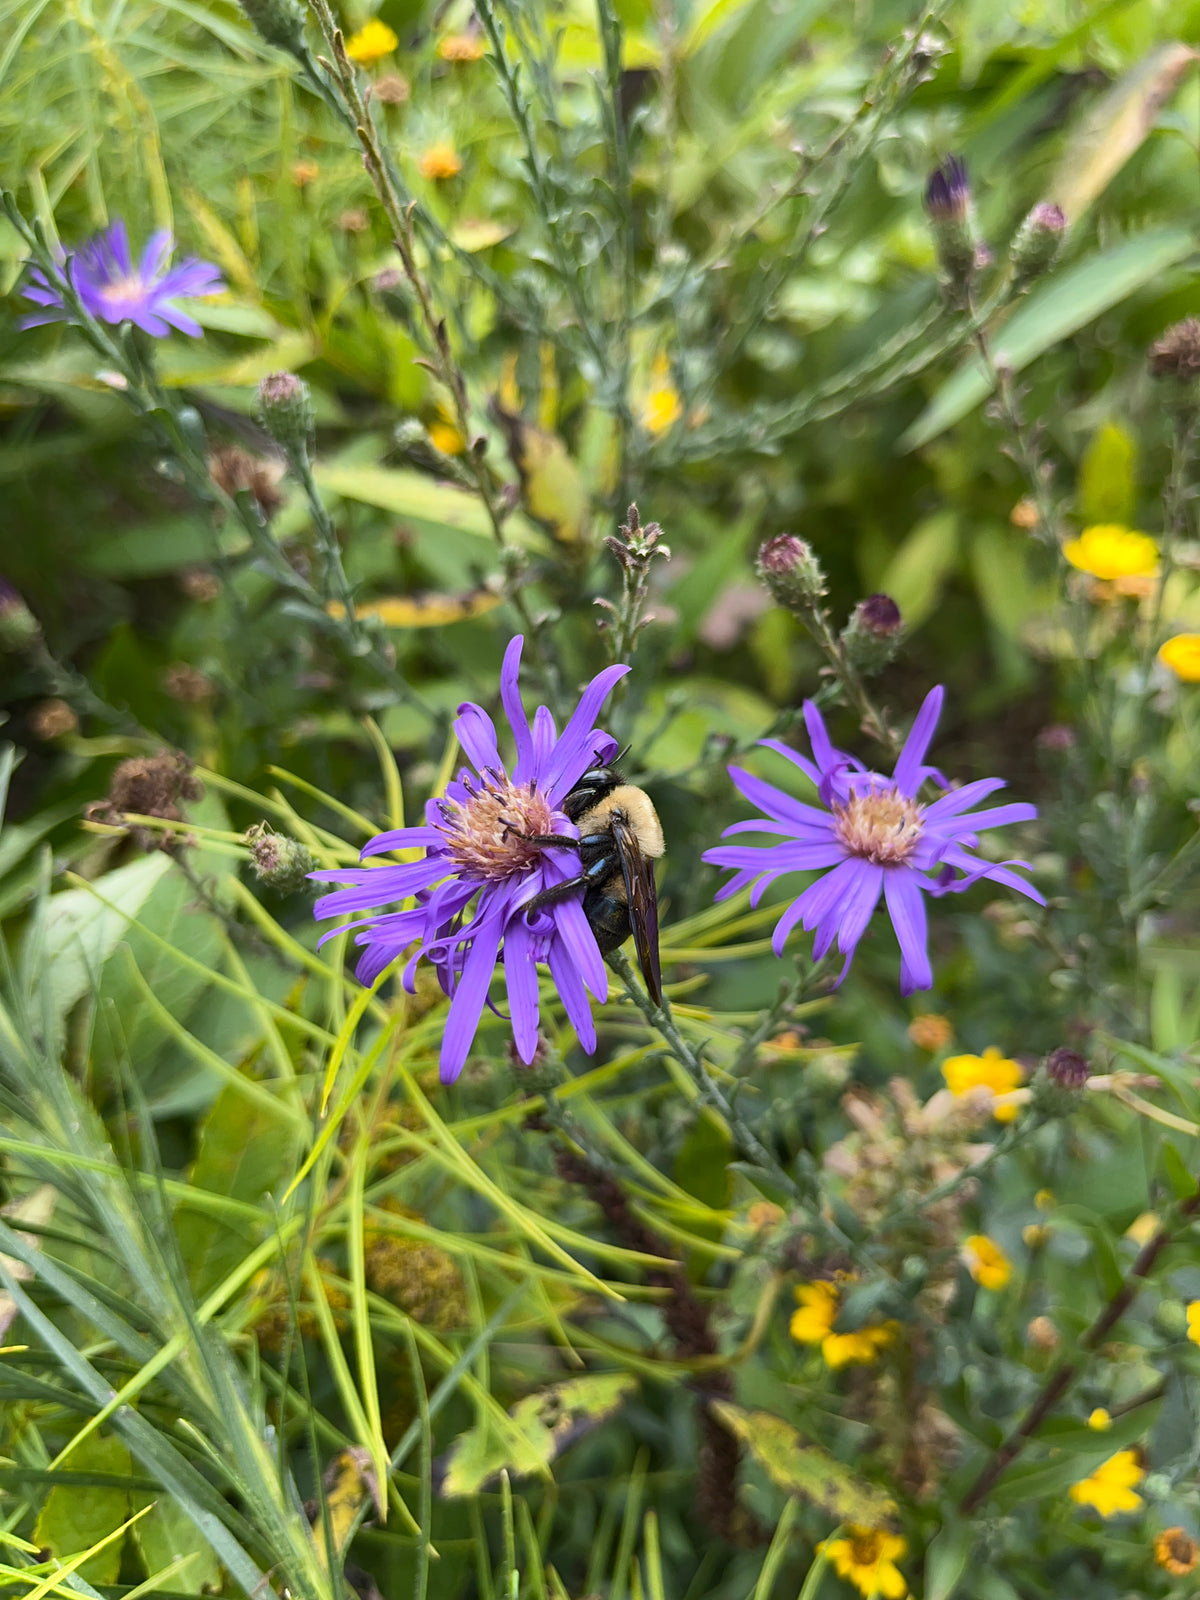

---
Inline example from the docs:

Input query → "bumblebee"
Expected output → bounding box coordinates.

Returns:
[514,765,665,1005]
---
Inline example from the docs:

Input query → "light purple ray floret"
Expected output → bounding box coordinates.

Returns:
[22,220,224,338]
[313,636,629,1083]
[703,687,1043,994]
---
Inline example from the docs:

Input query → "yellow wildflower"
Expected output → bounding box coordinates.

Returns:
[1159,634,1200,682]
[1126,1212,1159,1246]
[942,1047,1023,1121]
[345,18,398,65]
[437,30,486,60]
[1187,1300,1200,1345]
[963,1234,1012,1291]
[1022,1223,1048,1249]
[1069,1449,1144,1516]
[418,141,463,181]
[640,352,683,437]
[1155,1527,1199,1575]
[427,412,466,454]
[1034,1188,1055,1210]
[1062,524,1158,581]
[818,1527,908,1599]
[790,1281,896,1369]
[1087,1408,1111,1431]
[290,159,320,187]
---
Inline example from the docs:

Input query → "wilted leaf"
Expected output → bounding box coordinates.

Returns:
[450,217,516,251]
[493,407,589,546]
[327,589,502,628]
[1046,44,1197,221]
[0,1184,56,1338]
[439,1373,637,1497]
[710,1402,897,1526]
[33,1433,132,1585]
[312,1447,384,1566]
[1078,421,1138,527]
[313,461,546,549]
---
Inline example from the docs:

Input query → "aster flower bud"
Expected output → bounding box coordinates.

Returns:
[1149,318,1200,385]
[0,579,40,653]
[1010,203,1067,292]
[756,535,827,611]
[1044,1046,1089,1090]
[257,371,314,458]
[237,0,306,53]
[244,823,318,895]
[924,157,978,301]
[841,593,904,675]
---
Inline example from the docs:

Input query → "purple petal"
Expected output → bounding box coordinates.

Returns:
[703,841,845,873]
[503,914,541,1062]
[933,846,1045,904]
[757,738,824,790]
[543,662,630,798]
[551,895,607,1000]
[454,703,502,774]
[548,934,597,1054]
[892,686,944,796]
[153,303,203,338]
[883,870,932,994]
[108,219,133,275]
[439,916,504,1083]
[922,778,1007,821]
[499,635,536,783]
[157,258,224,298]
[770,893,812,957]
[140,229,173,280]
[361,825,444,858]
[793,858,864,931]
[531,705,558,774]
[943,801,1037,832]
[801,700,842,776]
[727,766,834,831]
[834,861,884,953]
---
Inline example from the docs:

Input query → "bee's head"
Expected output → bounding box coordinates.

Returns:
[562,760,625,820]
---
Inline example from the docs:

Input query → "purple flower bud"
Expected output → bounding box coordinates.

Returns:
[1149,318,1200,384]
[756,535,827,610]
[1036,723,1076,753]
[1010,202,1068,291]
[924,157,970,223]
[257,371,314,455]
[841,594,904,674]
[1044,1047,1089,1090]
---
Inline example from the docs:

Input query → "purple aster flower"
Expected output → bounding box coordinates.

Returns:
[312,637,629,1083]
[703,688,1043,994]
[22,220,224,338]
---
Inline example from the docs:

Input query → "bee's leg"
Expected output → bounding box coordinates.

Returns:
[498,819,581,850]
[524,851,616,916]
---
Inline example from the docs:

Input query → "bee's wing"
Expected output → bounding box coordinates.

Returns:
[612,817,662,1007]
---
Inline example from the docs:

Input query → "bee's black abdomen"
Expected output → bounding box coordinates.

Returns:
[583,888,630,954]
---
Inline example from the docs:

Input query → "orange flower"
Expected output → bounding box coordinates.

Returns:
[437,30,486,60]
[907,1013,952,1051]
[1155,1527,1198,1575]
[419,142,463,181]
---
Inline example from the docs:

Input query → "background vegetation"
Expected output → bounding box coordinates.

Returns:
[2,0,1200,1595]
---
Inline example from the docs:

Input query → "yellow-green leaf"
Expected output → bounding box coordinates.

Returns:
[1078,421,1138,527]
[493,408,589,546]
[132,1498,221,1595]
[1046,44,1197,222]
[440,1373,638,1497]
[327,589,502,628]
[313,462,546,550]
[710,1402,897,1527]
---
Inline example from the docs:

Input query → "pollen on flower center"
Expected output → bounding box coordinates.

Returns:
[97,274,145,306]
[833,785,924,865]
[438,774,557,880]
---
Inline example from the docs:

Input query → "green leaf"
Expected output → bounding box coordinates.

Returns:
[1078,421,1138,528]
[313,462,547,550]
[27,853,171,1024]
[440,1374,638,1498]
[174,1083,301,1298]
[131,1497,222,1595]
[880,511,959,631]
[924,1519,974,1600]
[901,228,1197,450]
[709,1402,897,1526]
[33,1433,132,1586]
[674,1110,734,1210]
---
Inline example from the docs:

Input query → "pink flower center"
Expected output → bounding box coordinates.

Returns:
[97,273,147,307]
[833,785,924,865]
[440,775,556,881]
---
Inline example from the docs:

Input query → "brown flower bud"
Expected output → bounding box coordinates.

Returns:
[1149,318,1200,383]
[1044,1047,1089,1090]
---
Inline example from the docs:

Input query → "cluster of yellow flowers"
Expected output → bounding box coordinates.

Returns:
[1061,524,1200,679]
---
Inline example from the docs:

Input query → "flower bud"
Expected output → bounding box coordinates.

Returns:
[257,371,314,458]
[1010,203,1067,292]
[1026,1314,1059,1351]
[1149,317,1200,384]
[1044,1046,1089,1090]
[924,157,978,298]
[0,579,40,653]
[237,0,306,52]
[841,593,904,675]
[756,535,827,611]
[244,823,318,894]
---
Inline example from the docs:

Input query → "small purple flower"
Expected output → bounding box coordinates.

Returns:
[313,637,628,1083]
[924,157,970,222]
[22,220,224,338]
[703,688,1043,994]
